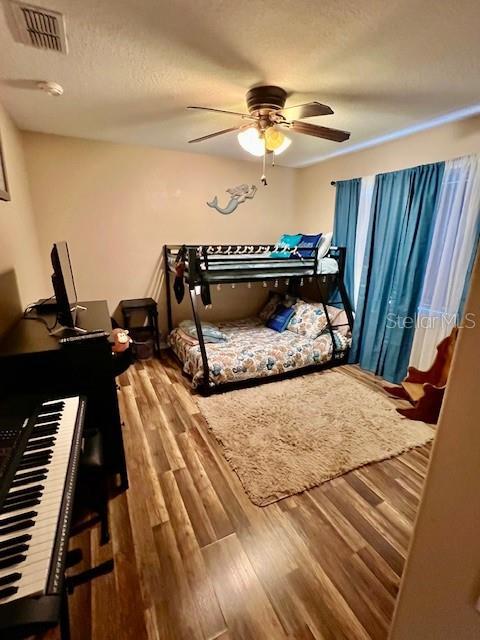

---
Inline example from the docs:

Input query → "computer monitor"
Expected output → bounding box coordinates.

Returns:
[50,241,79,329]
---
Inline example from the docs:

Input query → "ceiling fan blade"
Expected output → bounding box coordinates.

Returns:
[281,101,334,120]
[187,106,254,119]
[290,121,350,142]
[188,126,240,143]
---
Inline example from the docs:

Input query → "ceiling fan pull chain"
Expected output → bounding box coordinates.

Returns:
[261,149,268,186]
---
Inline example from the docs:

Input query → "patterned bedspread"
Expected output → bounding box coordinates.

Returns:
[168,317,351,388]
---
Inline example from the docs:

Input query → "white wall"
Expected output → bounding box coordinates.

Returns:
[22,132,298,330]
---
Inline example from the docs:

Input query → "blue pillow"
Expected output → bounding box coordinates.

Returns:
[270,233,302,259]
[293,233,323,258]
[266,305,296,332]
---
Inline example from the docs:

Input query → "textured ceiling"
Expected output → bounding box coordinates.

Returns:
[0,0,479,167]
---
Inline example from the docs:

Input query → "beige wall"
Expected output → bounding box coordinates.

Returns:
[390,255,480,639]
[12,116,480,332]
[0,104,46,313]
[22,132,298,330]
[296,115,480,231]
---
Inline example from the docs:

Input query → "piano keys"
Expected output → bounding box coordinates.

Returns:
[0,395,86,638]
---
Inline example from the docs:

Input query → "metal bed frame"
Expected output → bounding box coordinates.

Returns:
[163,243,354,395]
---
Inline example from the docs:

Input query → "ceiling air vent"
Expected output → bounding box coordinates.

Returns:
[10,2,68,53]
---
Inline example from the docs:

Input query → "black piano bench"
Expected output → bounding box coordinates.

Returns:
[65,429,114,625]
[73,429,110,545]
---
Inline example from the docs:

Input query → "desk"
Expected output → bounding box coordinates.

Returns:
[0,301,128,489]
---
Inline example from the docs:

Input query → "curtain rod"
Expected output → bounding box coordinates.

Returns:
[330,181,336,186]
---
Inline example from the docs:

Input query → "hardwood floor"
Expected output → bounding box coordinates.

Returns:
[64,356,431,640]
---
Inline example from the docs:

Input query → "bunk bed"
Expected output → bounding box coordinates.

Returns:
[163,243,354,394]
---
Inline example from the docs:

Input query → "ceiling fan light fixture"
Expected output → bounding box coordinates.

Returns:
[264,126,284,151]
[272,133,292,155]
[237,127,265,157]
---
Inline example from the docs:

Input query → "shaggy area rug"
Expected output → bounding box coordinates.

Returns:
[196,370,434,506]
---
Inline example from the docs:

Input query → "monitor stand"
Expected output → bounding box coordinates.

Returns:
[50,324,88,337]
[50,303,89,335]
[50,303,89,336]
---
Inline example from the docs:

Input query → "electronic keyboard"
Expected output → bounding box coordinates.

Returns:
[0,395,85,638]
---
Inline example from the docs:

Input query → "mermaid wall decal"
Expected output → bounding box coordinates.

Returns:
[207,184,257,215]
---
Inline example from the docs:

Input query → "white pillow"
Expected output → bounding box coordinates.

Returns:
[317,231,333,258]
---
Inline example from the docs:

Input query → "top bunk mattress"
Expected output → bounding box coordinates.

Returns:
[201,256,338,275]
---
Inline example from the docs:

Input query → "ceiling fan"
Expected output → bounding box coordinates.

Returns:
[187,85,350,184]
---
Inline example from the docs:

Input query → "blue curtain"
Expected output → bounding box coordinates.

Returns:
[350,162,445,383]
[332,178,361,306]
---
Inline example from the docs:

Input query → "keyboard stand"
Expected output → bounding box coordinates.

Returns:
[66,558,114,594]
[60,583,71,640]
[59,551,114,640]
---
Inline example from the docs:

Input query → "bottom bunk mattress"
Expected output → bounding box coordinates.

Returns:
[168,317,351,389]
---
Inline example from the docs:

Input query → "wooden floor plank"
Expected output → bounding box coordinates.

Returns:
[286,497,390,640]
[188,424,253,535]
[308,487,366,553]
[67,528,92,640]
[160,470,227,639]
[355,546,400,599]
[109,492,148,640]
[323,484,405,577]
[153,519,205,640]
[90,527,120,640]
[176,431,235,541]
[229,508,305,638]
[333,478,410,555]
[202,533,286,640]
[173,466,218,547]
[119,387,169,526]
[118,390,171,637]
[286,566,370,640]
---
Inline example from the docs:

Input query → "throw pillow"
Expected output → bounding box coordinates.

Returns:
[328,308,352,337]
[293,233,323,258]
[270,233,302,259]
[317,231,333,258]
[266,305,296,332]
[286,301,328,340]
[179,320,227,343]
